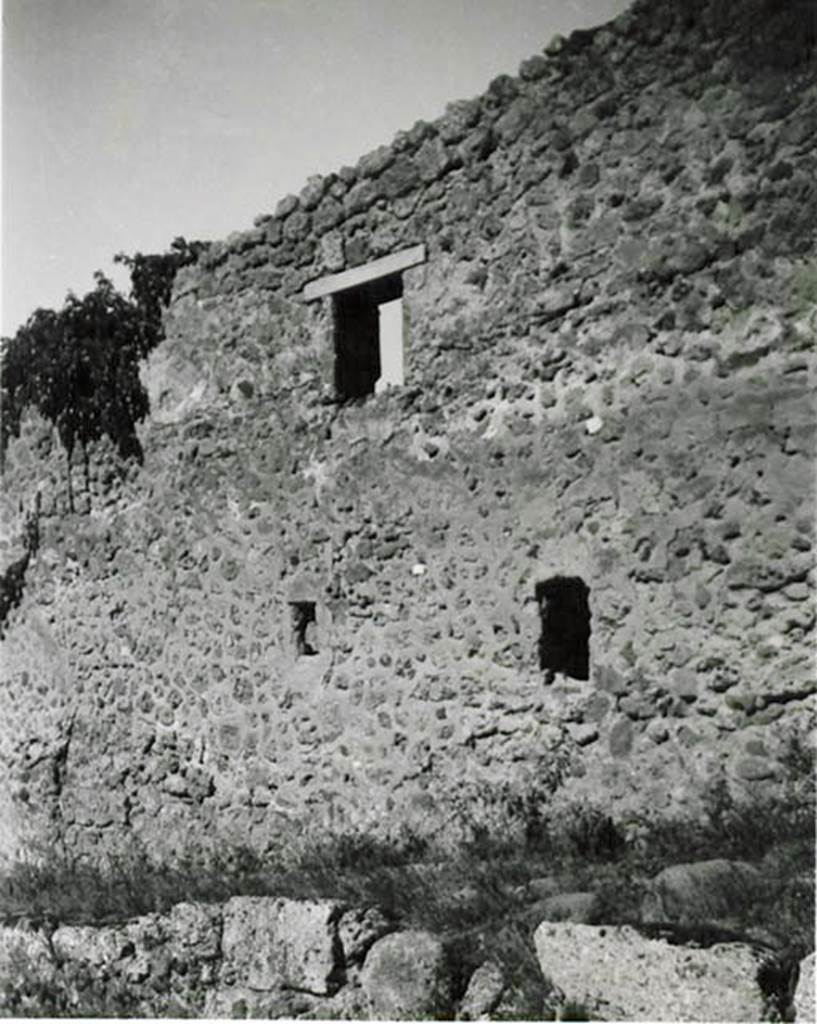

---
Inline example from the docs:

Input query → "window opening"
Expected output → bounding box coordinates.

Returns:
[334,273,403,401]
[535,577,590,681]
[291,601,318,656]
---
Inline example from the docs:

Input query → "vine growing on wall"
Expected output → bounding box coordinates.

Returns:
[0,237,207,510]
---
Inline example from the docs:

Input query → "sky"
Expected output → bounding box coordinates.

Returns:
[2,0,629,337]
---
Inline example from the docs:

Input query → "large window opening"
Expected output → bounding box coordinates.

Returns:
[333,273,403,402]
[302,244,425,402]
[535,577,590,680]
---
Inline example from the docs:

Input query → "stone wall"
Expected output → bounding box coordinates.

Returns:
[0,0,815,862]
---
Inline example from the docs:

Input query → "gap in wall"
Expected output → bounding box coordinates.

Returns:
[535,576,591,681]
[291,601,318,656]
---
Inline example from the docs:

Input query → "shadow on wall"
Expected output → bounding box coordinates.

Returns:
[0,498,40,638]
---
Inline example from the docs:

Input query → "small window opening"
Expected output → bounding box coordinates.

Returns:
[291,601,318,656]
[535,577,590,681]
[334,273,403,401]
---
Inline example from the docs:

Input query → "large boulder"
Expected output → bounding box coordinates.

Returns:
[361,929,452,1020]
[534,921,770,1021]
[220,896,345,995]
[794,952,815,1023]
[641,859,765,924]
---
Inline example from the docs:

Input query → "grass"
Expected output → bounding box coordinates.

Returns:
[0,734,813,1019]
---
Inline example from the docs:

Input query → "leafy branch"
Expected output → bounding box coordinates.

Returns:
[0,237,207,509]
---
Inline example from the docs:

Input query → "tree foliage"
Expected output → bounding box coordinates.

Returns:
[114,236,209,343]
[0,237,207,508]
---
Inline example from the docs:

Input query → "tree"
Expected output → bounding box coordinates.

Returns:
[114,236,209,350]
[0,237,208,509]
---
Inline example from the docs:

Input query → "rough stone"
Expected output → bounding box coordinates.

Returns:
[360,930,452,1020]
[457,959,506,1020]
[357,145,394,179]
[438,98,482,143]
[337,905,394,965]
[535,891,601,924]
[534,922,770,1021]
[0,924,54,975]
[52,922,131,966]
[641,859,766,925]
[794,952,815,1024]
[220,896,343,995]
[609,717,634,757]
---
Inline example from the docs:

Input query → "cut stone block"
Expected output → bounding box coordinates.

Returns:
[534,921,769,1022]
[221,896,344,995]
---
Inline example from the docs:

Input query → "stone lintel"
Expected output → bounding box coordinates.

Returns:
[302,244,426,302]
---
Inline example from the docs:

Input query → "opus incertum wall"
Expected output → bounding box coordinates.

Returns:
[1,0,815,862]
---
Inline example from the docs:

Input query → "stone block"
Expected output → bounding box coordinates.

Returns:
[357,144,394,179]
[361,929,452,1020]
[534,922,769,1021]
[380,156,422,198]
[415,136,455,184]
[641,859,766,925]
[312,197,344,233]
[519,54,549,81]
[221,896,344,995]
[337,905,394,965]
[0,924,54,975]
[53,923,135,968]
[608,717,634,757]
[794,952,815,1023]
[438,98,482,142]
[274,194,298,220]
[166,900,222,960]
[457,959,506,1020]
[535,891,602,924]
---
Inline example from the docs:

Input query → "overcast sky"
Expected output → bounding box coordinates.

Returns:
[2,0,629,336]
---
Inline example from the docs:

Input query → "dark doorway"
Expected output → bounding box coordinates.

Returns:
[291,601,318,656]
[334,273,402,401]
[535,577,590,680]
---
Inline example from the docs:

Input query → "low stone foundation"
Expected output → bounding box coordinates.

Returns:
[1,890,812,1020]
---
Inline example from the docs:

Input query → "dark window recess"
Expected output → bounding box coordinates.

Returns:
[536,577,590,681]
[334,272,402,401]
[291,601,318,656]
